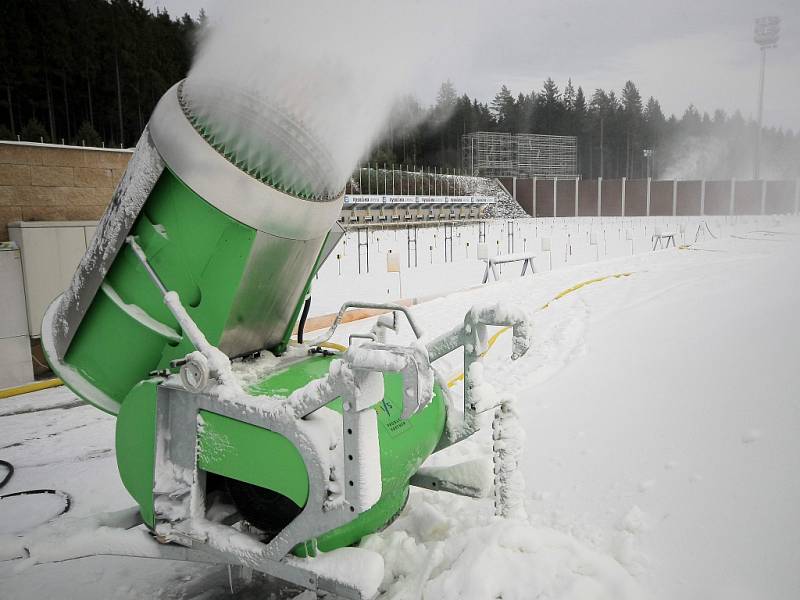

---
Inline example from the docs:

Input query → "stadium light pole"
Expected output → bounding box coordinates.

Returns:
[643,149,654,179]
[753,16,780,180]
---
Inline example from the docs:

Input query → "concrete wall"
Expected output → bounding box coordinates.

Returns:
[0,142,132,241]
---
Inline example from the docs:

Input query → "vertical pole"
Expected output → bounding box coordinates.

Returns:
[729,178,736,215]
[553,177,558,217]
[621,177,626,217]
[574,177,579,217]
[512,176,517,205]
[532,176,537,218]
[646,177,651,216]
[597,177,603,217]
[392,164,395,195]
[795,178,799,215]
[672,179,678,217]
[754,46,766,179]
[471,137,475,176]
[760,178,767,215]
[599,117,604,179]
[700,179,706,216]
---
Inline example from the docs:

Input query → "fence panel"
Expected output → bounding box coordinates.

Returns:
[556,179,576,217]
[578,180,598,216]
[601,179,622,216]
[676,180,702,215]
[765,180,795,214]
[625,179,647,216]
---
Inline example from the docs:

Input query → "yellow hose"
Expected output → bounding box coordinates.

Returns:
[1,275,631,401]
[319,341,348,352]
[446,272,633,388]
[0,378,63,400]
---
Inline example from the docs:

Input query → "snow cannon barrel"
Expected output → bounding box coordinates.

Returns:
[41,79,345,414]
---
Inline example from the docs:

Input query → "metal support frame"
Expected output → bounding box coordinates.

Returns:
[672,179,678,216]
[574,177,579,217]
[147,333,433,600]
[553,177,558,217]
[651,232,676,250]
[481,253,535,284]
[795,178,800,215]
[424,303,531,443]
[597,177,603,217]
[461,131,577,179]
[407,226,417,268]
[25,291,534,599]
[700,179,706,215]
[443,223,453,263]
[357,228,369,274]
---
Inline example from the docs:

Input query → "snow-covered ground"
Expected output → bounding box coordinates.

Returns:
[1,216,798,599]
[310,215,758,316]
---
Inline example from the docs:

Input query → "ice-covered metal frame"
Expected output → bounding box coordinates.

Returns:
[150,337,433,600]
[424,303,531,445]
[308,298,531,447]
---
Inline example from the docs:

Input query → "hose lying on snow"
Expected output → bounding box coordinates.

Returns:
[0,459,72,534]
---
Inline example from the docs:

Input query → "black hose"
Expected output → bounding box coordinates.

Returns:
[297,295,312,344]
[0,460,72,521]
[0,489,72,514]
[0,459,13,490]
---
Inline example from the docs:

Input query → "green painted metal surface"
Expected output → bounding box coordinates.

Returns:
[197,410,310,508]
[63,168,256,414]
[115,353,447,553]
[115,379,159,528]
[247,354,447,555]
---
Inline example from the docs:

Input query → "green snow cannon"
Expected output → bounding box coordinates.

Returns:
[41,78,531,597]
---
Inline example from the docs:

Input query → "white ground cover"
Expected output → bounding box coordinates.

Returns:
[1,217,798,599]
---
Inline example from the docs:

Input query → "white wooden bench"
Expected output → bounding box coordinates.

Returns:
[482,251,535,283]
[652,226,676,250]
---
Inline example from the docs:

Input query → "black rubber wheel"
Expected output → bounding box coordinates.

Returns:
[225,478,303,540]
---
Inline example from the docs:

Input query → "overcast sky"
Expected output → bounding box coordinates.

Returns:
[145,0,799,130]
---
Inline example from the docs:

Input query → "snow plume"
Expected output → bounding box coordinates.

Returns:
[659,132,800,181]
[187,1,480,198]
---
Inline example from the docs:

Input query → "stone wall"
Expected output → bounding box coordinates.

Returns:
[0,142,132,241]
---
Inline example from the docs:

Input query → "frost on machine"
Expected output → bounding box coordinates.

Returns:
[33,78,532,600]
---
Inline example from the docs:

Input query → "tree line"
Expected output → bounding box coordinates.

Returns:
[376,80,799,180]
[2,0,796,180]
[0,0,203,148]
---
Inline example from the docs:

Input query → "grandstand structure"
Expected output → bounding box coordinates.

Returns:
[463,132,577,179]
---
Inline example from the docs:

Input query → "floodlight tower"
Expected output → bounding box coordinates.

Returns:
[753,16,780,179]
[643,148,654,179]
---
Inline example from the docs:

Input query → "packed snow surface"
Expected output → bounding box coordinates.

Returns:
[1,218,799,599]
